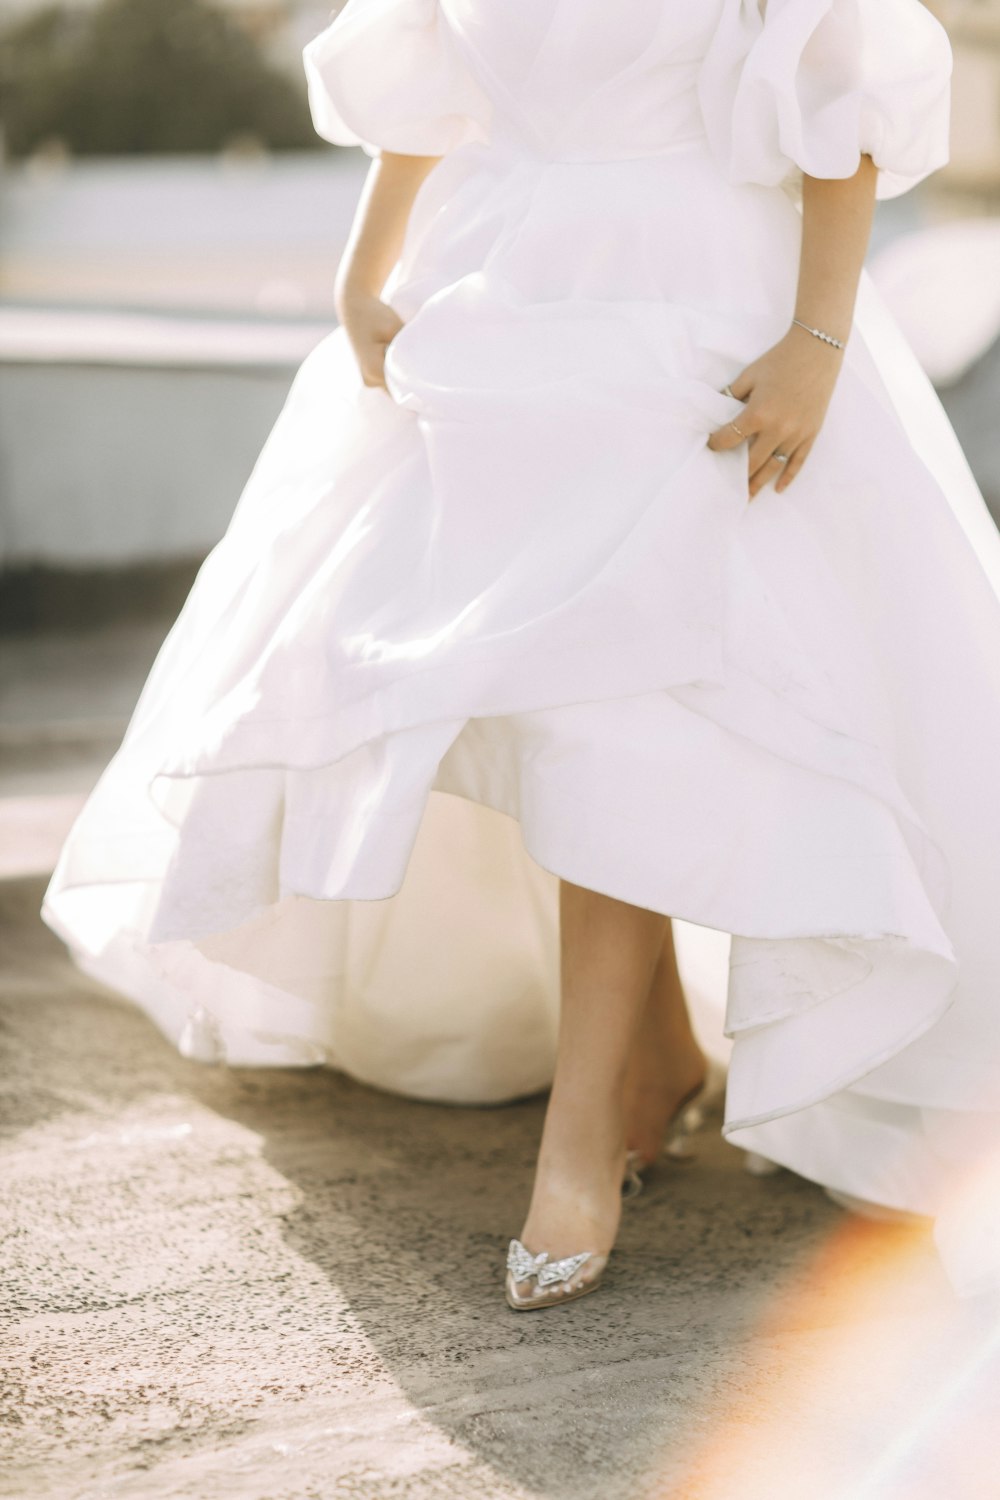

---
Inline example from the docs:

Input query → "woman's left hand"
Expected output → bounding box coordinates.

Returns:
[707,326,845,498]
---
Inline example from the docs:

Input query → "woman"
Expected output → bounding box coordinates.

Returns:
[43,0,1000,1310]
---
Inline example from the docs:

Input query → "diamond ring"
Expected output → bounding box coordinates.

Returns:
[772,452,789,463]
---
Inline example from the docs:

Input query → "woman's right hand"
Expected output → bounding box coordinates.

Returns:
[332,152,441,391]
[335,289,404,391]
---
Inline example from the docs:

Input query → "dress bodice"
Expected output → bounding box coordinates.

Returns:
[441,0,727,160]
[304,0,952,202]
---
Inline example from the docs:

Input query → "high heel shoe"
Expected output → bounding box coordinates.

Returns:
[662,1055,727,1161]
[506,1142,635,1311]
[622,1055,728,1193]
[505,1238,609,1311]
[622,1149,645,1199]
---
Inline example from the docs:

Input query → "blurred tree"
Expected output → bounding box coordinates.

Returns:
[0,6,85,158]
[0,0,322,157]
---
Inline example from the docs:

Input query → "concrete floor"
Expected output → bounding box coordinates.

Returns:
[3,626,1000,1499]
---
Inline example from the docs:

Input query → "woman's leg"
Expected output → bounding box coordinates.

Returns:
[622,920,708,1166]
[517,878,668,1263]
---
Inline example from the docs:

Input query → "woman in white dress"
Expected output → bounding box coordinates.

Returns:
[42,0,1000,1310]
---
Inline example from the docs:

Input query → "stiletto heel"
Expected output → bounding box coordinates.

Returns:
[661,1055,727,1162]
[621,1057,728,1192]
[622,1148,645,1198]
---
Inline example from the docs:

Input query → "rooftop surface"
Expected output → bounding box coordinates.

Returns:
[2,622,999,1499]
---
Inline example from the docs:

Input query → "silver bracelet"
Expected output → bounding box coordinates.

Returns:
[792,318,847,350]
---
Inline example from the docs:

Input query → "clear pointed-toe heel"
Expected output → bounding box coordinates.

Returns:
[622,1149,645,1199]
[662,1055,727,1161]
[622,1056,729,1192]
[505,1238,609,1311]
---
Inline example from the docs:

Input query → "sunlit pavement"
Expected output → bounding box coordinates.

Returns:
[3,626,1000,1500]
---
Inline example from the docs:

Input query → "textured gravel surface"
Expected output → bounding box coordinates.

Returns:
[3,873,999,1500]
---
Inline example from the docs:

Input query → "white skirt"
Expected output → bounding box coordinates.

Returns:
[43,138,1000,1297]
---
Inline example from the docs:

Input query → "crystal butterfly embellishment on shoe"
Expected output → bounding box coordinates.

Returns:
[506,1238,595,1286]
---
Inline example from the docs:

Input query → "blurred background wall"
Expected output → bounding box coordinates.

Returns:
[0,0,366,626]
[0,0,998,628]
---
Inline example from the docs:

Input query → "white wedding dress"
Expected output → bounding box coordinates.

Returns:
[43,0,1000,1295]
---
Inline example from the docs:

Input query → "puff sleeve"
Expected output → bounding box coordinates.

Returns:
[302,0,491,157]
[698,0,953,199]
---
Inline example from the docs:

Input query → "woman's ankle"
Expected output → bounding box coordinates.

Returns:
[625,1030,705,1089]
[543,1084,627,1151]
